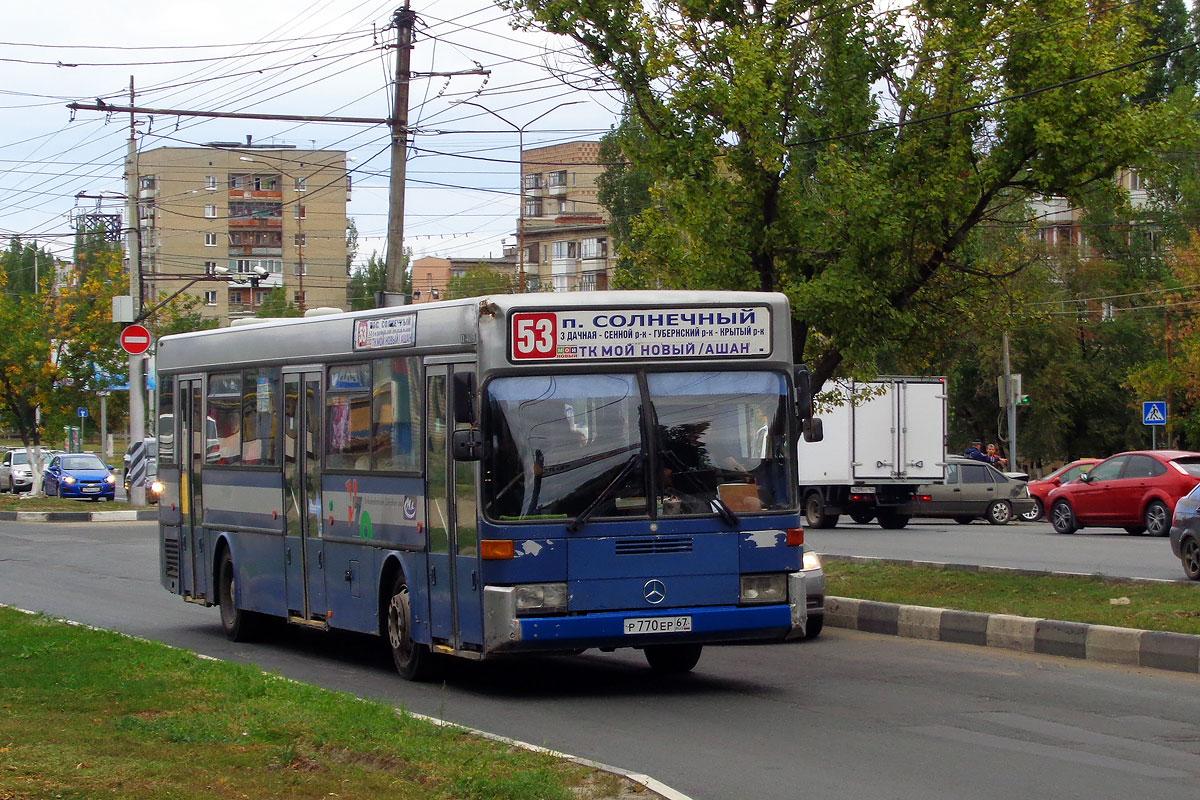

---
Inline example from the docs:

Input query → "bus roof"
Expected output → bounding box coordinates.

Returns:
[156,290,793,374]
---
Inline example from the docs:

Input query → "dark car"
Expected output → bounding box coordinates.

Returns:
[1047,450,1200,536]
[1020,458,1101,522]
[43,453,116,501]
[1169,484,1200,580]
[912,456,1035,525]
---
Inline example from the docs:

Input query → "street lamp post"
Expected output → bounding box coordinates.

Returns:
[458,101,584,293]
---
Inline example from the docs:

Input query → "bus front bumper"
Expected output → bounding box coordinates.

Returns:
[483,572,807,654]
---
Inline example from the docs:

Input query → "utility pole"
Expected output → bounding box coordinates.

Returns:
[125,76,146,505]
[1002,332,1017,471]
[385,3,416,296]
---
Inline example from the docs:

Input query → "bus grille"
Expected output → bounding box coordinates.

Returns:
[615,536,693,555]
[163,536,180,578]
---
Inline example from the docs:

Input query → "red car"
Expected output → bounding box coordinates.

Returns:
[1020,458,1101,522]
[1047,450,1200,536]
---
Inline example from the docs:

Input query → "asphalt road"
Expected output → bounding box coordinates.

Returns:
[807,517,1191,581]
[1,519,1199,800]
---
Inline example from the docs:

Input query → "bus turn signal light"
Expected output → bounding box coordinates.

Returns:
[480,539,515,560]
[786,528,804,546]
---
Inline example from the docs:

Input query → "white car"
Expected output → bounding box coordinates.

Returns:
[1,447,60,493]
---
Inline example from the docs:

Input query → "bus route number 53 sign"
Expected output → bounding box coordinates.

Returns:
[511,312,557,360]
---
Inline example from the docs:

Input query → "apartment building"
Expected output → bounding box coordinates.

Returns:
[519,141,615,291]
[1030,168,1155,258]
[137,143,350,321]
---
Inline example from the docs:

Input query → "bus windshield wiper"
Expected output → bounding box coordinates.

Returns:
[567,452,642,533]
[657,445,740,526]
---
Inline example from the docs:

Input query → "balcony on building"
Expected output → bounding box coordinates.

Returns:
[548,170,568,197]
[228,173,283,201]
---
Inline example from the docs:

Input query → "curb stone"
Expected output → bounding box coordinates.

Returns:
[826,596,1200,675]
[0,509,157,522]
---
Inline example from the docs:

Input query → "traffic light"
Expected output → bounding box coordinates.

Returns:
[1016,394,1030,405]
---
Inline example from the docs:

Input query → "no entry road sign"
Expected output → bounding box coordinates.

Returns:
[119,324,152,355]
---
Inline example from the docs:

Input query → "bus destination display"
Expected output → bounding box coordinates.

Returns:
[509,306,772,362]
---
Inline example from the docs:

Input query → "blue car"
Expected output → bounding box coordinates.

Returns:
[43,453,117,501]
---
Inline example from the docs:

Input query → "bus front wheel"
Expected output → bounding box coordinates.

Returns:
[217,551,263,642]
[387,574,435,681]
[644,643,702,674]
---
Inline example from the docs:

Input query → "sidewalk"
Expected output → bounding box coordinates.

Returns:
[0,509,157,522]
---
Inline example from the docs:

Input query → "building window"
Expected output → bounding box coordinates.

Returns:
[204,205,218,218]
[293,233,306,247]
[294,291,306,305]
[293,262,307,276]
[523,173,542,190]
[549,170,567,187]
[525,243,539,265]
[203,291,217,306]
[204,232,218,247]
[581,237,608,259]
[205,175,218,190]
[1129,170,1146,191]
[294,205,306,220]
[139,175,156,190]
[552,240,578,260]
[229,289,244,304]
[557,198,568,214]
[294,176,307,191]
[204,261,218,274]
[524,196,543,217]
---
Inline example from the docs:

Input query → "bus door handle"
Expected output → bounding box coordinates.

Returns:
[472,570,478,591]
[430,565,437,586]
[286,547,291,565]
[317,550,324,568]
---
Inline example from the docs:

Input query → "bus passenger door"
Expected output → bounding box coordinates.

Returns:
[425,366,454,645]
[425,364,483,651]
[179,379,207,600]
[284,372,327,623]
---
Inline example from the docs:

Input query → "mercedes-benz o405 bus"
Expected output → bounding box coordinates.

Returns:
[155,291,818,679]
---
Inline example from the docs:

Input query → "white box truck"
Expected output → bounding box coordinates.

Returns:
[798,376,947,529]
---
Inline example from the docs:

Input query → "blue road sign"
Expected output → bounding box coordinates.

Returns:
[78,407,88,418]
[1143,401,1167,426]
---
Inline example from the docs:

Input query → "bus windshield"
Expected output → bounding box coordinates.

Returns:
[483,370,793,523]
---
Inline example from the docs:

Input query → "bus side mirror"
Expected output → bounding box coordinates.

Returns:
[452,429,481,461]
[803,417,824,443]
[453,371,477,425]
[794,365,814,420]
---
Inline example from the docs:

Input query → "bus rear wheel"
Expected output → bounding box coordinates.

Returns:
[218,551,263,642]
[387,574,435,681]
[644,643,702,674]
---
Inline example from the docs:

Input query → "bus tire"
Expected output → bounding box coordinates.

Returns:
[217,550,263,642]
[804,615,824,640]
[644,643,702,674]
[386,573,436,681]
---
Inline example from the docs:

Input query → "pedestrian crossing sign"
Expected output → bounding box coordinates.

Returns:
[1143,401,1167,426]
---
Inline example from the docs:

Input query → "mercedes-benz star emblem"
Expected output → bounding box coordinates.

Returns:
[643,579,666,605]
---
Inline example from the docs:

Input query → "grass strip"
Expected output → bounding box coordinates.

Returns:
[825,560,1200,635]
[0,496,138,512]
[0,607,621,800]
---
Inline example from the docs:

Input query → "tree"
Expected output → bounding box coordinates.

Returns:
[348,250,408,310]
[345,217,360,276]
[0,240,128,495]
[256,288,304,318]
[1,238,53,295]
[507,0,1193,391]
[446,264,516,299]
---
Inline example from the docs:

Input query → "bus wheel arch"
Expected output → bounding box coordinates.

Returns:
[382,559,436,681]
[215,538,264,642]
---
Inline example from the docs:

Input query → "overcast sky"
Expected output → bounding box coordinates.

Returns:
[0,0,618,270]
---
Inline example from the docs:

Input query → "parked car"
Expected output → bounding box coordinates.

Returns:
[1047,450,1200,536]
[1020,458,1102,522]
[42,453,116,501]
[1169,484,1200,580]
[1,447,59,493]
[911,456,1035,525]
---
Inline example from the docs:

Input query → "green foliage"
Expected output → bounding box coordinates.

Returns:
[152,293,221,337]
[256,287,304,318]
[349,250,405,310]
[445,264,517,299]
[1,237,54,295]
[508,0,1194,392]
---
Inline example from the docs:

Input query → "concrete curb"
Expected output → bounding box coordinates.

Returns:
[0,509,157,522]
[822,554,1200,675]
[826,596,1200,675]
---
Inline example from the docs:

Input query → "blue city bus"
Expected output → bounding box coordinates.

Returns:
[155,291,818,679]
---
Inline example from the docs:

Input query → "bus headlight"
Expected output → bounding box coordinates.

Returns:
[802,550,823,571]
[513,583,568,616]
[740,573,788,603]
